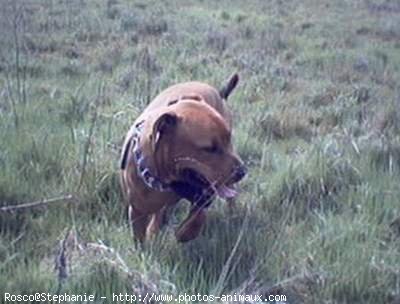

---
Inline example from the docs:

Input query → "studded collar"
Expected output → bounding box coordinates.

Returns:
[130,121,172,192]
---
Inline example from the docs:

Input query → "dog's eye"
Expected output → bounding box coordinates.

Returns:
[202,144,221,154]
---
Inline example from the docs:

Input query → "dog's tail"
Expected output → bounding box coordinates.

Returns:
[219,73,239,100]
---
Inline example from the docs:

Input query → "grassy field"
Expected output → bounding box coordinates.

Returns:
[1,0,400,303]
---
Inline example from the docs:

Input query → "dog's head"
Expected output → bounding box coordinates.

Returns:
[150,98,246,203]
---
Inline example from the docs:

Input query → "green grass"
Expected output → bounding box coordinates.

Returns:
[1,0,400,303]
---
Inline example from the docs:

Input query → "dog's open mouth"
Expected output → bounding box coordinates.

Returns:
[180,168,210,187]
[170,169,212,207]
[174,168,238,200]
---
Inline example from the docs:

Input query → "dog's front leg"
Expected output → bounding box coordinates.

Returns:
[175,207,207,242]
[128,205,150,242]
[146,206,167,239]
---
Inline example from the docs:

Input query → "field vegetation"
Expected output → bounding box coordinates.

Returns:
[1,0,400,303]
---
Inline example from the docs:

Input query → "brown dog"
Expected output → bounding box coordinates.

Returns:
[120,74,246,242]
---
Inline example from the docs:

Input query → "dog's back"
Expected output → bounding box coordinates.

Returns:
[144,81,232,127]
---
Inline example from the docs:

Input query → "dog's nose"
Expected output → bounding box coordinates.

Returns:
[233,165,247,182]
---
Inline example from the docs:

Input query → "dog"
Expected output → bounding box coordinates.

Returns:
[120,74,246,242]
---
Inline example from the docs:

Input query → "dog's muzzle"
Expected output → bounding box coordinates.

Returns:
[232,164,247,183]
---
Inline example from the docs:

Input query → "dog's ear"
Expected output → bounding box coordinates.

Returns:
[152,112,178,151]
[219,73,239,100]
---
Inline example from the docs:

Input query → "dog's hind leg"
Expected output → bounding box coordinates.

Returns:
[128,205,149,242]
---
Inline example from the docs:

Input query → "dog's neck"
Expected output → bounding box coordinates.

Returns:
[131,121,172,192]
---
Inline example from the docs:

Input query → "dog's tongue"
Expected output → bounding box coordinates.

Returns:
[216,184,238,199]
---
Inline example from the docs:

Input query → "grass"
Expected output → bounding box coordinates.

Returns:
[1,0,400,303]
